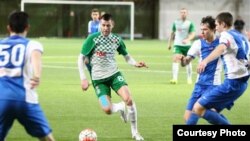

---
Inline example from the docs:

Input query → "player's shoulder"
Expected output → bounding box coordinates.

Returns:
[27,40,43,52]
[87,32,101,39]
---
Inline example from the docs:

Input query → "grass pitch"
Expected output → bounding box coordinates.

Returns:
[7,38,250,141]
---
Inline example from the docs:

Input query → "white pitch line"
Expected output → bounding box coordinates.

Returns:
[43,62,172,65]
[43,55,172,59]
[42,65,171,73]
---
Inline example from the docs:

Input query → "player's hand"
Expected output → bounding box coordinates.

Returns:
[168,45,172,50]
[81,79,89,91]
[197,61,207,74]
[182,39,189,44]
[135,61,148,68]
[30,77,40,89]
[84,57,89,64]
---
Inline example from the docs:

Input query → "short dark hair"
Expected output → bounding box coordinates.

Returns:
[100,13,112,21]
[201,16,216,30]
[91,8,99,13]
[8,11,29,33]
[234,19,245,32]
[216,12,233,28]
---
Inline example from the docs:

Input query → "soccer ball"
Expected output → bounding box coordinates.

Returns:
[79,128,97,141]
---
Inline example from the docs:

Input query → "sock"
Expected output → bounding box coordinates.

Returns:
[127,102,138,135]
[111,102,124,113]
[172,63,179,80]
[202,110,230,125]
[186,62,192,80]
[186,112,199,125]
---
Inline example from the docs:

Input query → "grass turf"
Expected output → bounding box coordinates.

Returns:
[6,38,250,141]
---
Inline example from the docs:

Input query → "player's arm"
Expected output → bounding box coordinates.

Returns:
[30,50,42,89]
[168,32,175,50]
[183,22,196,44]
[197,44,226,73]
[78,54,89,91]
[182,31,196,44]
[124,54,148,68]
[182,39,200,67]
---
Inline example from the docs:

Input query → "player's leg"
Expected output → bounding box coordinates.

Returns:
[117,86,144,141]
[111,72,143,140]
[184,84,204,122]
[170,54,179,84]
[192,83,231,125]
[0,100,16,141]
[170,46,183,84]
[39,133,55,141]
[17,102,55,141]
[186,62,192,84]
[182,47,192,84]
[94,79,126,115]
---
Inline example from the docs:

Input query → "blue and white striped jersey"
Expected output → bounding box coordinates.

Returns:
[0,35,43,104]
[220,30,249,79]
[188,38,222,85]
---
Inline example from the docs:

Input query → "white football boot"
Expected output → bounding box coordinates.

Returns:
[132,132,144,141]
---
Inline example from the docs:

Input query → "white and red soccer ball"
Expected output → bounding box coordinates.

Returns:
[79,128,97,141]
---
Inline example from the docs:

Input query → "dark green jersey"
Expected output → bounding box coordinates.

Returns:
[81,32,128,80]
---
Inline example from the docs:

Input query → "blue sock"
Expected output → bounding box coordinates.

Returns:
[186,112,199,125]
[203,110,230,125]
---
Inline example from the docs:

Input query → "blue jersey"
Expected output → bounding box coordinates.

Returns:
[230,29,250,60]
[219,30,248,79]
[0,35,43,103]
[88,20,100,34]
[187,38,221,85]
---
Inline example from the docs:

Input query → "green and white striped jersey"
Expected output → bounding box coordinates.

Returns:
[81,32,128,80]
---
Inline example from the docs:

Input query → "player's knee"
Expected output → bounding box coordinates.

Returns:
[192,103,205,116]
[124,97,133,106]
[102,107,112,115]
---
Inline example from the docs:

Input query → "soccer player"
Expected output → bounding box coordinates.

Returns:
[181,16,222,122]
[0,11,55,141]
[232,19,250,60]
[186,12,249,125]
[167,8,196,84]
[78,13,146,141]
[88,8,100,35]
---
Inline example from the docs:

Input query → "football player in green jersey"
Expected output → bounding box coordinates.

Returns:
[168,8,196,84]
[78,13,147,141]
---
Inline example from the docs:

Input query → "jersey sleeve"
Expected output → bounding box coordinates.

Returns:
[117,38,128,56]
[219,32,231,55]
[189,22,195,33]
[172,22,176,32]
[88,21,91,33]
[81,33,99,56]
[27,40,43,55]
[187,39,201,58]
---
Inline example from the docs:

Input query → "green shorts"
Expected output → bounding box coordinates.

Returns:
[173,45,191,56]
[92,72,128,98]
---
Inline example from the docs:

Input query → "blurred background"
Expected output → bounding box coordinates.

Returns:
[0,0,249,39]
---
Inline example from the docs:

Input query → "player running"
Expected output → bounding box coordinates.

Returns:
[78,13,146,140]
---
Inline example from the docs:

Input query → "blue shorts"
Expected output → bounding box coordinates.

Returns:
[0,100,52,140]
[198,76,249,113]
[186,84,215,111]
